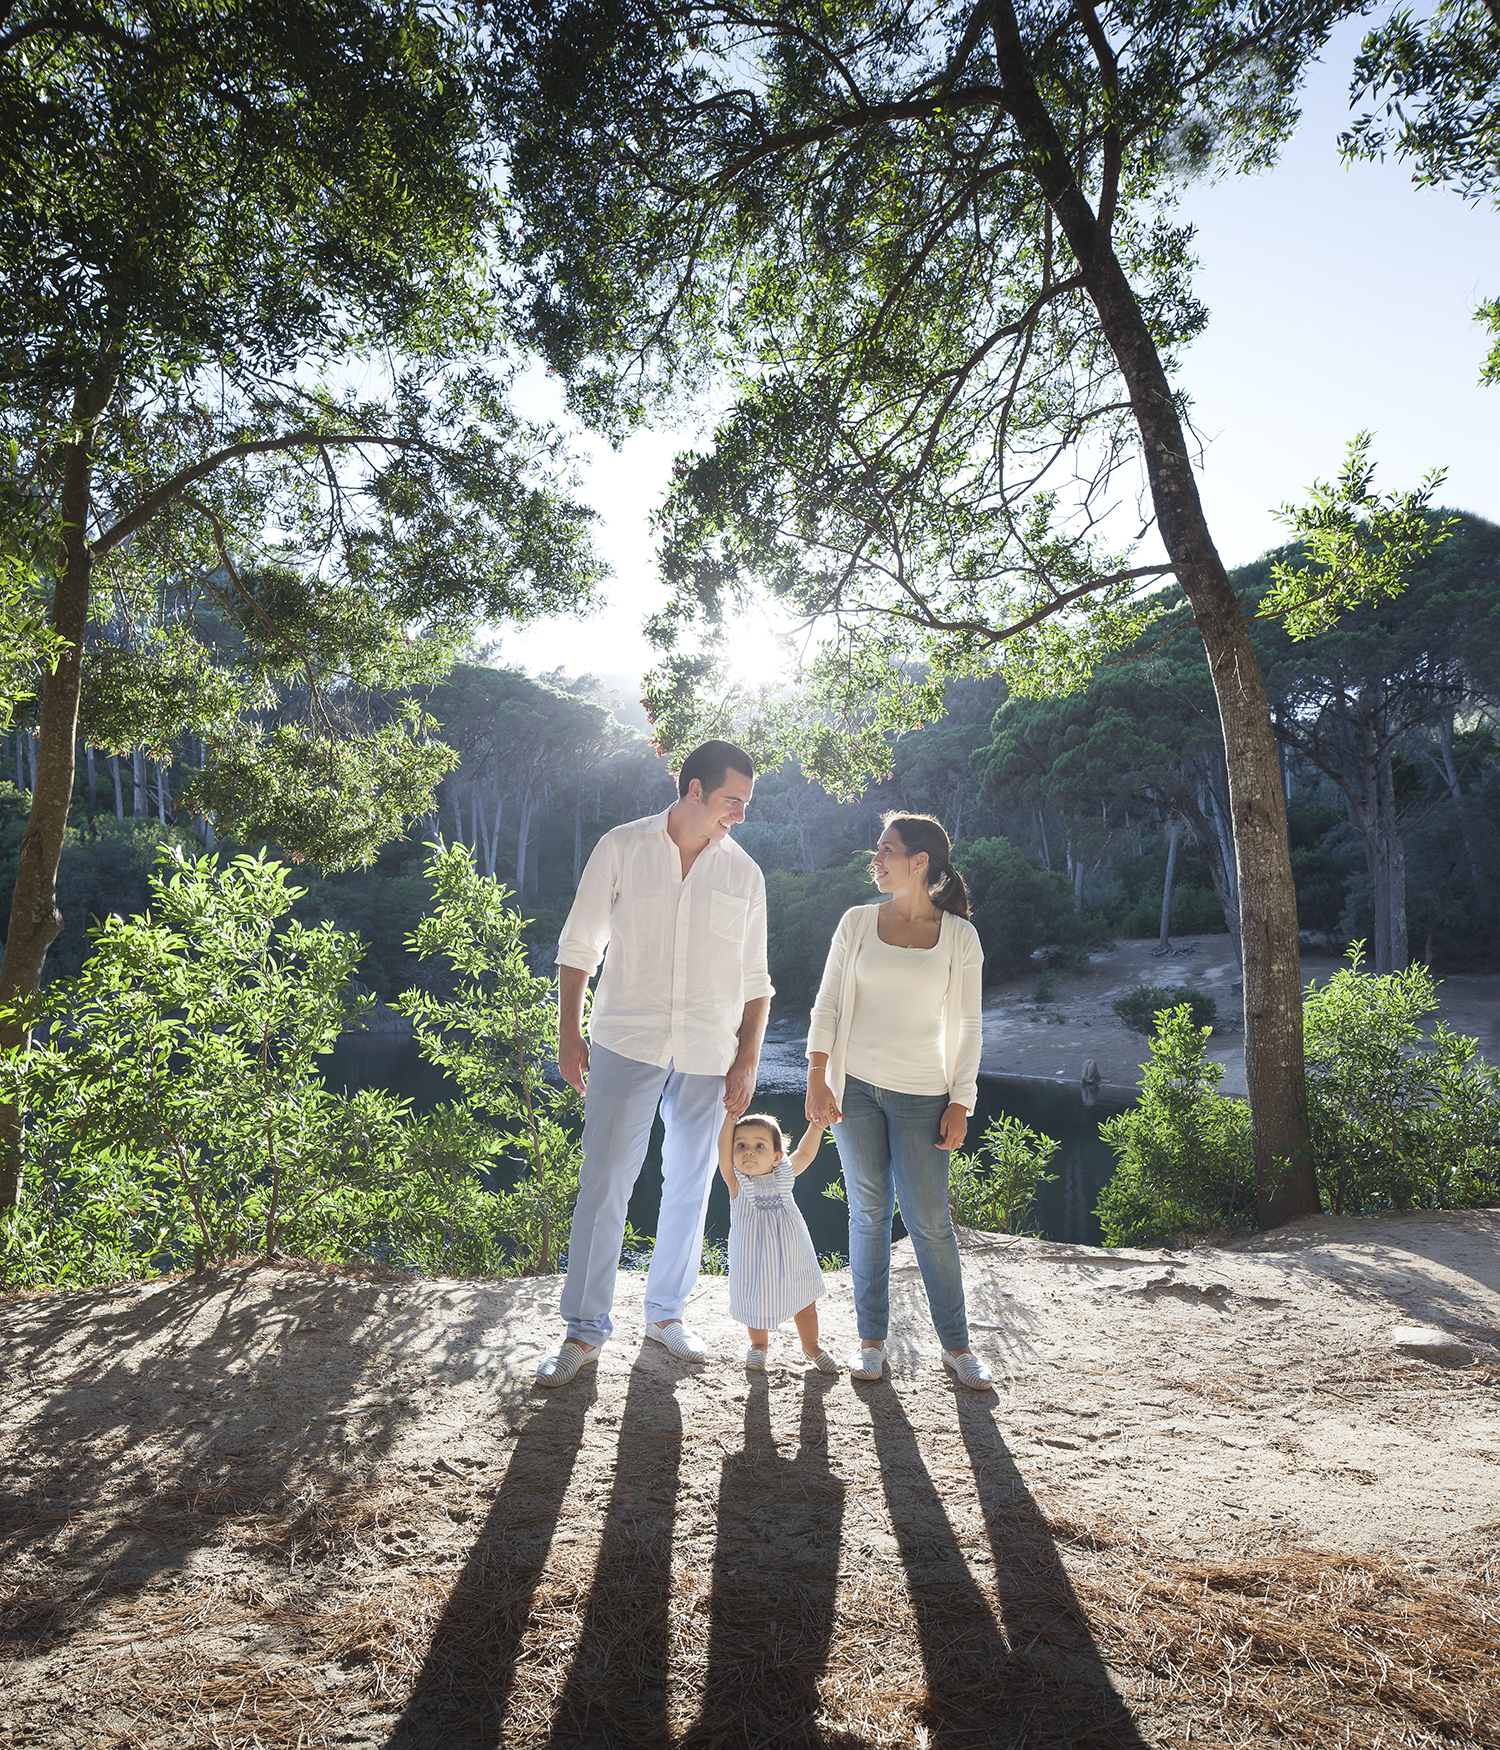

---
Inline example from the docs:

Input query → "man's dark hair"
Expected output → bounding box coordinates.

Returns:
[677,739,755,800]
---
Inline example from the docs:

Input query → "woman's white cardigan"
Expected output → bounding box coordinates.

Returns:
[806,904,984,1113]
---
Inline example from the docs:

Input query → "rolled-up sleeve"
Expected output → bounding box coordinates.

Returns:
[951,923,985,1113]
[806,909,853,1058]
[741,872,774,1002]
[556,831,617,976]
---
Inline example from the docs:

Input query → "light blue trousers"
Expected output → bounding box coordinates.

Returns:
[834,1076,970,1351]
[560,1041,725,1346]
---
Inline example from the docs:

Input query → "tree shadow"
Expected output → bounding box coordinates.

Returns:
[546,1356,685,1746]
[867,1383,1146,1750]
[2,1263,446,1640]
[385,1380,595,1748]
[680,1369,847,1748]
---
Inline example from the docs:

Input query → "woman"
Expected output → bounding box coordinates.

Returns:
[805,813,992,1387]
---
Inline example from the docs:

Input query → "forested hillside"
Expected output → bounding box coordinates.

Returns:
[7,513,1498,1003]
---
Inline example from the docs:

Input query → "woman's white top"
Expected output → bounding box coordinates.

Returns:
[807,905,984,1111]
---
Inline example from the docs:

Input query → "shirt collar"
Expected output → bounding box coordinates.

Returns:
[650,805,735,853]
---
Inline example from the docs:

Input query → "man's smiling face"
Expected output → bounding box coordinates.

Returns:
[700,769,754,839]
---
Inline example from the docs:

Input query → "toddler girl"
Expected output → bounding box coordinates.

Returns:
[719,1110,839,1372]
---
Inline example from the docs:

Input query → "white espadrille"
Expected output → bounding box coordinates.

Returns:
[744,1344,768,1370]
[645,1320,707,1360]
[847,1342,886,1381]
[802,1347,840,1375]
[941,1348,994,1389]
[535,1341,597,1386]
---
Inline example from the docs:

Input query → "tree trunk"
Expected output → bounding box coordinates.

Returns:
[1437,712,1484,890]
[991,0,1316,1223]
[1158,818,1181,949]
[12,731,21,791]
[86,744,97,810]
[1073,846,1085,914]
[514,789,534,892]
[131,746,147,817]
[1036,806,1051,871]
[1376,723,1408,971]
[110,753,124,819]
[156,757,169,825]
[25,733,38,793]
[0,392,109,1214]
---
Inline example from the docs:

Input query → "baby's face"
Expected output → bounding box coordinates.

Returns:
[733,1126,782,1176]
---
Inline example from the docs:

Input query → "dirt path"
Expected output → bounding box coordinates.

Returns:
[4,1211,1498,1747]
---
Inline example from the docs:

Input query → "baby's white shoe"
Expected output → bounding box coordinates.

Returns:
[802,1347,840,1375]
[744,1344,768,1370]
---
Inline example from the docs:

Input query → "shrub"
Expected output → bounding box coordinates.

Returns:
[1303,945,1500,1215]
[1113,984,1217,1035]
[397,845,585,1276]
[947,1114,1060,1235]
[0,848,414,1289]
[955,835,1106,979]
[1096,1006,1255,1246]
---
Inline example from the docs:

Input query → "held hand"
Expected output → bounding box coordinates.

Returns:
[805,1074,842,1128]
[723,1058,757,1118]
[936,1103,968,1151]
[558,1031,589,1096]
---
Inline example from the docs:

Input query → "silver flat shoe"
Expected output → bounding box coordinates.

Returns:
[847,1342,886,1381]
[645,1321,707,1360]
[536,1341,598,1386]
[941,1348,994,1389]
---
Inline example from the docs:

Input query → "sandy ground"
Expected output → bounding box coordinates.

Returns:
[4,1210,1498,1748]
[967,935,1500,1097]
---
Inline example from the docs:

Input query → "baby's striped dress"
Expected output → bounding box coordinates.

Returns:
[727,1159,826,1329]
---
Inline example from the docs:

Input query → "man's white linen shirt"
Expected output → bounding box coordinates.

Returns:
[556,809,774,1076]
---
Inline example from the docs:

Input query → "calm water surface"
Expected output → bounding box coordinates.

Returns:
[321,1035,1133,1251]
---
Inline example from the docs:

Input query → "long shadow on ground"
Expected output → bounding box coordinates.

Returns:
[679,1370,846,1748]
[386,1383,594,1747]
[868,1379,1145,1749]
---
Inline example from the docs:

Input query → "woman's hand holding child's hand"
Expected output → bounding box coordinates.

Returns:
[805,1069,842,1128]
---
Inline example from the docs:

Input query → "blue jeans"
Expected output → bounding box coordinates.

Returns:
[834,1077,969,1350]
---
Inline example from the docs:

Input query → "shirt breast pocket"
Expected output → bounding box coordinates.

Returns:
[709,890,748,942]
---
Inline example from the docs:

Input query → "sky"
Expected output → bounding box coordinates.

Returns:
[499,14,1499,690]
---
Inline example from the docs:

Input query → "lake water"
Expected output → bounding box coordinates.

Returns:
[320,1034,1133,1252]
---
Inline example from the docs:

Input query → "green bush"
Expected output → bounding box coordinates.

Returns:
[1112,984,1217,1035]
[1096,1006,1254,1246]
[955,835,1106,980]
[1303,945,1500,1216]
[947,1114,1060,1235]
[397,845,587,1276]
[0,848,415,1288]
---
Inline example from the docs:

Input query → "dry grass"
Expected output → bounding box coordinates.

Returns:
[10,1501,1497,1749]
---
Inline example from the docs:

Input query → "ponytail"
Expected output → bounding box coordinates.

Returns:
[930,860,971,920]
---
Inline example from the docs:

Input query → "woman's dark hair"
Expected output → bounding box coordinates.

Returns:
[877,811,971,919]
[677,739,755,800]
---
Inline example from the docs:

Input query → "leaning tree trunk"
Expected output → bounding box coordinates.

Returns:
[1158,817,1181,949]
[993,1,1317,1223]
[0,404,105,1213]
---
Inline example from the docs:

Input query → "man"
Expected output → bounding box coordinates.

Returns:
[536,740,772,1384]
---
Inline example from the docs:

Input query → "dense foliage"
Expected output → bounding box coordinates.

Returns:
[1097,962,1500,1247]
[947,1115,1060,1237]
[0,850,602,1290]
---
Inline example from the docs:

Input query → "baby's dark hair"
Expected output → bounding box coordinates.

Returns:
[733,1113,786,1153]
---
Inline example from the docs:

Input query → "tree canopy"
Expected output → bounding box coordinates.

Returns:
[0,0,605,1211]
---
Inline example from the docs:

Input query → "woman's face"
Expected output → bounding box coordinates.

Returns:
[871,827,926,893]
[732,1125,782,1175]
